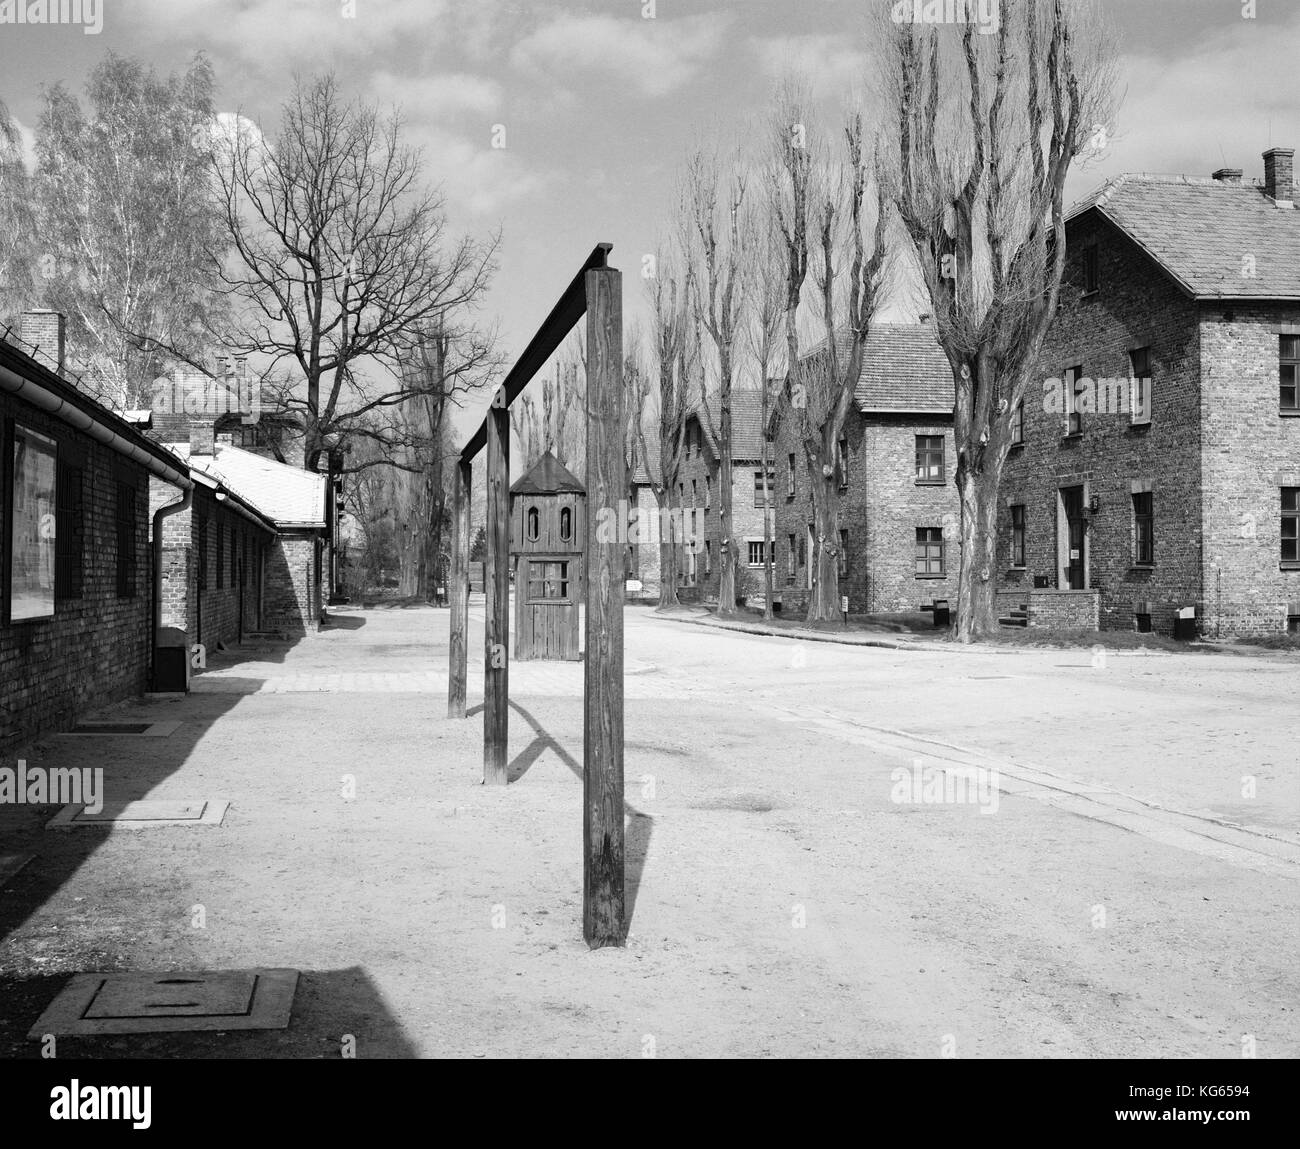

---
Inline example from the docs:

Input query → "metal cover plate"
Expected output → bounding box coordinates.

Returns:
[84,972,257,1019]
[29,969,299,1036]
[46,800,229,830]
[75,801,206,823]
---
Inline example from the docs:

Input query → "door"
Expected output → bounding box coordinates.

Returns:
[1060,486,1085,589]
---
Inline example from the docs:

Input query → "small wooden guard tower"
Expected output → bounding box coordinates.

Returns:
[511,451,585,661]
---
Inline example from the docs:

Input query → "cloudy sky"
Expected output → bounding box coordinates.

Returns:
[2,0,1298,438]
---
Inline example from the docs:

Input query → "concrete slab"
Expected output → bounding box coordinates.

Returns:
[28,969,299,1036]
[58,721,181,738]
[46,799,229,830]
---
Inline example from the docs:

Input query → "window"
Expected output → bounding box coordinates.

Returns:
[747,539,773,567]
[786,533,796,583]
[787,453,796,499]
[838,529,849,578]
[116,482,137,598]
[1010,504,1026,568]
[705,475,711,509]
[1133,491,1154,565]
[1082,245,1099,294]
[198,518,208,589]
[704,540,711,575]
[9,426,57,620]
[797,531,806,568]
[754,469,775,507]
[527,505,539,542]
[916,527,945,577]
[691,479,697,507]
[526,559,570,601]
[216,517,224,589]
[1009,399,1024,445]
[1065,365,1085,435]
[837,437,849,489]
[915,435,945,484]
[1283,488,1300,567]
[1282,336,1299,411]
[559,506,572,542]
[55,458,84,600]
[230,524,237,587]
[1130,347,1152,425]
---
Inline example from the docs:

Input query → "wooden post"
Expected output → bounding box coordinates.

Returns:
[583,265,625,947]
[447,456,471,719]
[484,390,510,784]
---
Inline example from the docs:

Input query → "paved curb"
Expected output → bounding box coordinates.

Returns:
[650,610,919,651]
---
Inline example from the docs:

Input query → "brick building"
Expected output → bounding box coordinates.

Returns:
[0,318,190,751]
[997,149,1300,636]
[770,323,959,615]
[147,366,331,638]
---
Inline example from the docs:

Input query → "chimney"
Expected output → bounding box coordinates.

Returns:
[18,310,66,375]
[1211,167,1242,184]
[1263,148,1295,205]
[190,424,215,457]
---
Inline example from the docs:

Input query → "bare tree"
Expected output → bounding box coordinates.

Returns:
[513,332,586,473]
[0,98,33,328]
[636,252,696,610]
[745,213,786,621]
[878,0,1118,640]
[768,81,889,623]
[214,72,498,472]
[681,144,749,616]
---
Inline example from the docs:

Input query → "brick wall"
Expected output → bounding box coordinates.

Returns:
[997,589,1101,629]
[1199,305,1300,635]
[998,212,1204,636]
[147,480,274,649]
[264,531,323,636]
[772,410,959,614]
[1,392,156,751]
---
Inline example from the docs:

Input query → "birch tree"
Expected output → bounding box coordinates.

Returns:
[878,0,1118,639]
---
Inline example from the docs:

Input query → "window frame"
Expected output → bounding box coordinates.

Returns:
[115,480,138,599]
[754,468,775,508]
[786,453,796,499]
[1283,487,1300,568]
[1009,399,1024,446]
[526,505,540,542]
[1132,491,1154,567]
[55,455,85,601]
[915,526,945,578]
[1082,244,1099,295]
[915,435,945,485]
[1010,504,1026,569]
[525,558,571,603]
[1281,335,1299,413]
[1065,364,1085,436]
[837,437,849,490]
[6,423,59,622]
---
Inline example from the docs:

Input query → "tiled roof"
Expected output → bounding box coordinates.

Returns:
[185,443,327,527]
[853,324,954,413]
[1069,173,1300,299]
[511,450,585,494]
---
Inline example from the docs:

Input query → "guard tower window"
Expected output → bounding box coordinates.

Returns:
[560,506,572,542]
[527,560,569,602]
[527,506,539,541]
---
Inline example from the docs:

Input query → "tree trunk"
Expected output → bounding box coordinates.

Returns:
[761,416,773,621]
[804,442,842,623]
[655,490,680,609]
[954,458,1002,642]
[717,406,736,617]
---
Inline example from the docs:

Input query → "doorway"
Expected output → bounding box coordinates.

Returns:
[1058,485,1086,590]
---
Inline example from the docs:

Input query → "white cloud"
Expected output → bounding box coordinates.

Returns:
[370,72,505,120]
[748,33,870,103]
[510,12,733,98]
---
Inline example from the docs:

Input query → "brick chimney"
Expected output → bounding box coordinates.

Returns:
[1211,167,1242,184]
[18,310,65,374]
[190,423,215,457]
[1263,148,1295,205]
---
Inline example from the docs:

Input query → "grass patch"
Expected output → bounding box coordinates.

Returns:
[982,627,1208,652]
[1231,633,1300,651]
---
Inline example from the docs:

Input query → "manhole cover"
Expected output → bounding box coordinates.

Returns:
[29,969,298,1036]
[46,800,229,830]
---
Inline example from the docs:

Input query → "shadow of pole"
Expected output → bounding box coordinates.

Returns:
[507,699,649,942]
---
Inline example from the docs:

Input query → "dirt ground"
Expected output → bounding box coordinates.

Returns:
[0,601,1295,1058]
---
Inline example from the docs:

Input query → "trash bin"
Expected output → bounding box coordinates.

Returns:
[1173,605,1197,641]
[933,599,951,627]
[153,626,191,693]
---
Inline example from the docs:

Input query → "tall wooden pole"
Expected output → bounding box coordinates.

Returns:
[447,456,471,719]
[583,265,625,947]
[484,390,510,784]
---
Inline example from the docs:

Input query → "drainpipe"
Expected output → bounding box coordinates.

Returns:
[152,485,193,690]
